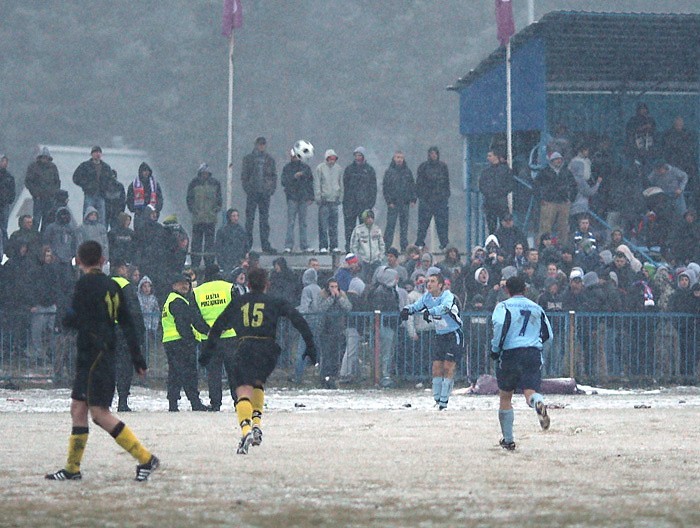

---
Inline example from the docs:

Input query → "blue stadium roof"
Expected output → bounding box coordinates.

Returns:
[450,11,700,93]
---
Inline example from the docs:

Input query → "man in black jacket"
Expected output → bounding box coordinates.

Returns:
[281,151,314,253]
[25,147,61,232]
[72,146,111,226]
[342,146,377,252]
[382,151,416,252]
[479,149,514,235]
[415,146,450,250]
[241,137,277,253]
[533,152,577,245]
[215,208,248,274]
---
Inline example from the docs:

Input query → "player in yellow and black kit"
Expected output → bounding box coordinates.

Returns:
[201,267,317,454]
[45,241,159,482]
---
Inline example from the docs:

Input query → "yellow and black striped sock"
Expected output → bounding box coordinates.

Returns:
[236,397,253,436]
[111,421,152,465]
[251,386,264,427]
[65,426,89,474]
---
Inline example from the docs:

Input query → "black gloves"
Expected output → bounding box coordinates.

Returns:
[422,311,431,323]
[303,344,318,365]
[131,350,147,372]
[490,351,501,361]
[400,308,410,321]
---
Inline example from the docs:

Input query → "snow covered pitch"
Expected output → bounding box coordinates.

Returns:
[1,386,699,527]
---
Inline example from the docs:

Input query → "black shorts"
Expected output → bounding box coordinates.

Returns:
[231,338,281,388]
[496,347,543,392]
[71,349,117,407]
[432,330,465,363]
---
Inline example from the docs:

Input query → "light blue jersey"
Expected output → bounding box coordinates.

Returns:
[405,290,462,335]
[491,295,552,352]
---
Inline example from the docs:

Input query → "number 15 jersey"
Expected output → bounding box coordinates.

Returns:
[208,291,314,346]
[491,295,552,353]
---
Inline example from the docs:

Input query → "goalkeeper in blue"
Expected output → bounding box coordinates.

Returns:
[401,272,463,410]
[491,276,552,450]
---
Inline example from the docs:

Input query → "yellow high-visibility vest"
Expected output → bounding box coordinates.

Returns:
[161,291,188,343]
[193,280,236,340]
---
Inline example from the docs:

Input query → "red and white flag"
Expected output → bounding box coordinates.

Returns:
[495,0,515,46]
[222,0,243,38]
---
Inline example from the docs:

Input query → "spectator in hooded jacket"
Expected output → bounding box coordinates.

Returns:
[28,245,59,366]
[241,136,277,254]
[0,154,16,237]
[294,267,322,384]
[103,169,126,232]
[72,146,111,226]
[350,209,385,281]
[0,238,33,353]
[187,163,222,268]
[269,257,300,306]
[479,149,514,235]
[339,276,366,383]
[108,212,136,265]
[126,162,163,231]
[415,146,450,250]
[25,147,61,232]
[317,278,352,389]
[369,267,401,388]
[135,205,168,300]
[494,213,527,260]
[314,149,344,254]
[281,150,314,253]
[215,208,248,274]
[7,215,41,259]
[342,147,377,252]
[76,207,109,262]
[382,151,416,252]
[568,143,602,229]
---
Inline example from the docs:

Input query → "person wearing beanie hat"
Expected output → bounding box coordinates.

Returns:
[126,162,163,231]
[382,150,416,252]
[582,271,599,288]
[314,148,344,253]
[73,145,114,228]
[415,144,451,250]
[241,136,278,254]
[25,146,61,231]
[342,146,377,252]
[402,270,463,407]
[187,162,222,267]
[0,154,15,236]
[490,276,553,450]
[533,146,577,246]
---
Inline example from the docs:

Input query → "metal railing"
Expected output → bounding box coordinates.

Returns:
[1,310,697,387]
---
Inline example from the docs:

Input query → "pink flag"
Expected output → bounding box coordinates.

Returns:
[495,0,515,46]
[222,0,243,38]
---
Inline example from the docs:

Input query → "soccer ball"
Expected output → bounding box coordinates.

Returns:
[292,140,314,161]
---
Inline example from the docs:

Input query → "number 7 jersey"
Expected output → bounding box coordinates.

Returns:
[491,295,553,353]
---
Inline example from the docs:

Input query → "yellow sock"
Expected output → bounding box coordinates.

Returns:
[112,422,152,465]
[65,427,89,473]
[251,387,264,427]
[236,398,253,436]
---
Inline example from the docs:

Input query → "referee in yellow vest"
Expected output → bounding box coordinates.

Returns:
[193,265,237,411]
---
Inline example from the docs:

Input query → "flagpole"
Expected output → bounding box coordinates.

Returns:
[506,38,514,213]
[226,33,235,210]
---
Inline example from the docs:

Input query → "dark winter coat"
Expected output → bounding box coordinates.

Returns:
[26,158,61,200]
[241,150,277,196]
[126,163,164,214]
[0,168,16,207]
[215,215,248,273]
[281,159,314,202]
[343,161,377,213]
[186,172,222,225]
[533,165,577,203]
[108,224,136,264]
[28,256,59,307]
[72,159,112,196]
[479,162,513,209]
[416,157,450,204]
[494,225,528,258]
[43,208,77,264]
[269,258,301,305]
[382,160,416,206]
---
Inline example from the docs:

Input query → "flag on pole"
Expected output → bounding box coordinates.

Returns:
[495,0,515,46]
[222,0,243,38]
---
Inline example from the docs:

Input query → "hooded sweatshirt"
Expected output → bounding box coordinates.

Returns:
[298,268,322,314]
[137,275,160,330]
[76,206,109,260]
[314,152,344,203]
[43,207,77,264]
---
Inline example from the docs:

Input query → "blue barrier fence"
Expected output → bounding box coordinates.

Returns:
[0,311,697,386]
